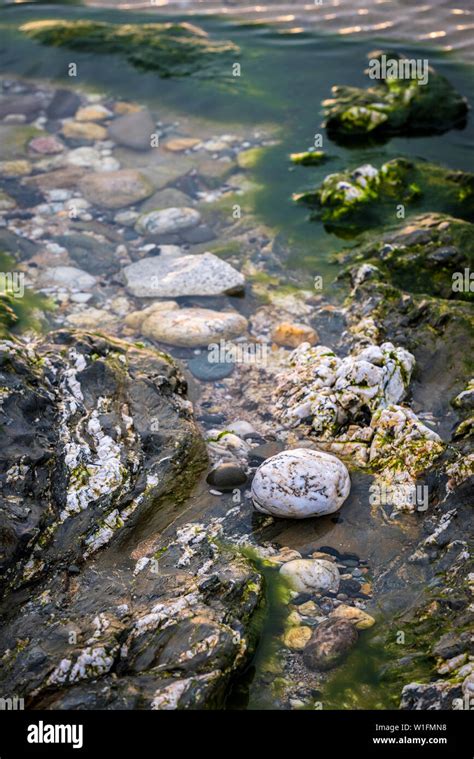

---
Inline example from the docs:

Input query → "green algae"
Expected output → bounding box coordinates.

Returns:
[295,158,474,233]
[225,549,293,710]
[323,50,468,142]
[0,253,53,338]
[20,19,239,80]
[290,150,326,166]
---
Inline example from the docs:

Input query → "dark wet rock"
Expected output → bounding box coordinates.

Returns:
[339,578,361,595]
[197,413,226,426]
[0,94,46,122]
[20,20,239,80]
[46,89,81,119]
[53,233,121,276]
[295,159,474,233]
[108,110,155,151]
[340,213,474,300]
[303,619,358,671]
[0,330,205,587]
[181,224,216,244]
[0,330,264,709]
[400,681,462,710]
[323,50,468,141]
[188,353,235,381]
[0,228,38,261]
[247,441,286,465]
[206,463,247,491]
[291,593,313,606]
[432,631,473,660]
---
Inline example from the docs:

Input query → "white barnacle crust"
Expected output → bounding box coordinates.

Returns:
[275,341,414,438]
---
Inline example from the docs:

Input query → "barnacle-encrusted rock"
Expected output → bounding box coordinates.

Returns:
[0,332,264,708]
[294,158,474,231]
[251,448,350,518]
[322,50,468,140]
[275,341,414,439]
[273,336,445,509]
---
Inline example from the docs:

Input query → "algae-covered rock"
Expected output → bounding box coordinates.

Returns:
[323,50,468,141]
[0,253,50,338]
[294,158,474,232]
[20,20,239,79]
[338,213,474,301]
[303,619,358,671]
[290,150,326,166]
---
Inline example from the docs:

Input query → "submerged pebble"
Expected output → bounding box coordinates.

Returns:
[303,618,358,671]
[280,559,340,594]
[188,353,234,381]
[206,463,247,491]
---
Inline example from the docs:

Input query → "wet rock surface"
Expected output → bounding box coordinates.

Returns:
[323,50,468,141]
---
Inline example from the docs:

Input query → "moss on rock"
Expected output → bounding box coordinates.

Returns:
[20,19,239,79]
[294,159,474,233]
[323,50,468,141]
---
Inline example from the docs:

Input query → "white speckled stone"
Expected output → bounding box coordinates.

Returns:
[251,448,350,518]
[135,207,201,236]
[280,559,340,593]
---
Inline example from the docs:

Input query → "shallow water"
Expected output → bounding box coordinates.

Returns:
[0,0,473,710]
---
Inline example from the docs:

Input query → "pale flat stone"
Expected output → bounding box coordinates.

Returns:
[123,252,244,298]
[79,169,154,209]
[138,307,248,347]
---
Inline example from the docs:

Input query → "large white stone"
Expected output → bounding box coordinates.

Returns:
[280,559,340,593]
[123,252,244,298]
[251,448,350,518]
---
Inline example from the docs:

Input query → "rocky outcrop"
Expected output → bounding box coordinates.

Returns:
[294,159,474,232]
[322,50,468,141]
[0,331,264,709]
